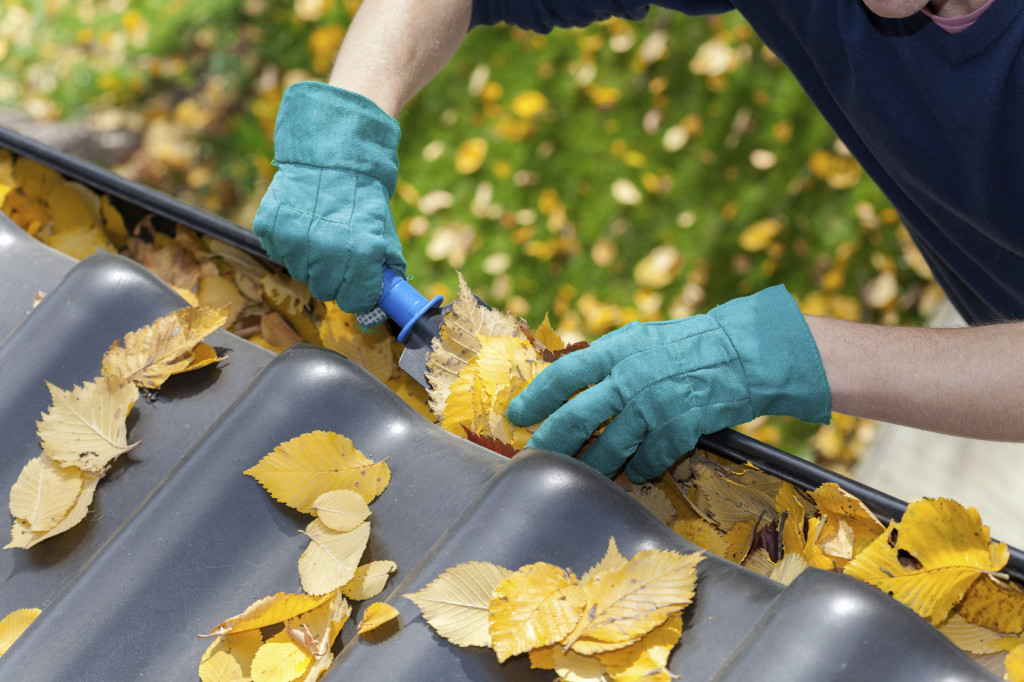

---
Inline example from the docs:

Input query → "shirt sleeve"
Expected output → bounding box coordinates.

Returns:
[471,0,734,33]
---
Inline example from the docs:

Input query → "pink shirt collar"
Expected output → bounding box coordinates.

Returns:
[922,0,999,34]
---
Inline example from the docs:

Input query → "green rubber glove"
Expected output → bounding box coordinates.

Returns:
[506,285,831,483]
[252,81,405,314]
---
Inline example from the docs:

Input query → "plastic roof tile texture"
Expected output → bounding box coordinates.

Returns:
[0,155,998,681]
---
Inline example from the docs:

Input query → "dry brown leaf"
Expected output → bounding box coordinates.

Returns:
[100,304,229,389]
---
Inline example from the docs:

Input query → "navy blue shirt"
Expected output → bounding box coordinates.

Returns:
[471,0,1024,324]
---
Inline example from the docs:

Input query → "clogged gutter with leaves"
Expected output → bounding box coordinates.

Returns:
[3,152,1024,682]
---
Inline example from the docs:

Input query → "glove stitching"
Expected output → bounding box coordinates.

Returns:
[709,318,756,421]
[274,160,394,185]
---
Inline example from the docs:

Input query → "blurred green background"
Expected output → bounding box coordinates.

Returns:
[0,0,942,467]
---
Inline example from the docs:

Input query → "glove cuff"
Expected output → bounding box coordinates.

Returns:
[273,81,401,195]
[709,285,832,424]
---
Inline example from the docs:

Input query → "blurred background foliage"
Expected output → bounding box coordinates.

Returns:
[0,0,942,468]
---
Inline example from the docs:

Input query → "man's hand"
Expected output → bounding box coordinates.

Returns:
[253,82,405,314]
[507,286,832,483]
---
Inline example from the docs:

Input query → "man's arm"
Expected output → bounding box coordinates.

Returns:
[805,316,1024,441]
[328,0,474,117]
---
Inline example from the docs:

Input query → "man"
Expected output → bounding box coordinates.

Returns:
[253,0,1024,483]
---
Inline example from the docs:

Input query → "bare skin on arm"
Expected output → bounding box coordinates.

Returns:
[327,0,474,118]
[806,316,1024,442]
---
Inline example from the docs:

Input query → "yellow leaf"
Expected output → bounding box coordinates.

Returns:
[260,273,311,316]
[205,592,335,638]
[250,628,312,682]
[488,562,587,663]
[582,537,628,584]
[37,376,139,475]
[738,218,782,253]
[244,431,391,512]
[357,602,399,635]
[553,646,608,681]
[957,575,1024,635]
[5,471,100,549]
[384,372,435,422]
[199,630,263,682]
[768,552,808,586]
[9,456,83,532]
[298,519,370,596]
[404,561,512,648]
[598,612,682,682]
[844,498,1008,625]
[310,489,371,533]
[720,518,759,564]
[801,516,837,571]
[101,305,229,389]
[691,464,775,531]
[775,482,807,556]
[809,482,885,547]
[0,608,41,657]
[47,225,116,260]
[342,560,397,601]
[441,336,533,439]
[454,137,488,175]
[671,518,728,558]
[1007,640,1024,682]
[186,342,225,373]
[198,274,247,328]
[425,273,523,416]
[939,614,1018,656]
[289,590,345,657]
[533,313,564,352]
[528,644,557,670]
[318,303,395,383]
[100,195,127,248]
[566,549,703,656]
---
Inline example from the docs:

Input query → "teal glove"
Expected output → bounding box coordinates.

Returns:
[506,285,831,483]
[252,81,405,314]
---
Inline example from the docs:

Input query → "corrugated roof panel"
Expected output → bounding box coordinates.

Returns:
[0,131,1002,681]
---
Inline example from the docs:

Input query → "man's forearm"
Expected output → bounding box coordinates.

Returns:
[805,316,1024,441]
[329,0,474,117]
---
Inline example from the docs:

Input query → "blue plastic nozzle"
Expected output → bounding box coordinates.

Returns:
[378,265,444,343]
